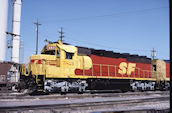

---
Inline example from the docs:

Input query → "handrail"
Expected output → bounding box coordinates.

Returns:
[83,63,151,79]
[100,64,102,76]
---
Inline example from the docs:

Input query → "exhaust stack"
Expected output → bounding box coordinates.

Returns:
[11,0,22,63]
[0,0,8,62]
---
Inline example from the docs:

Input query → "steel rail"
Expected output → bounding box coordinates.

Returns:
[0,96,169,112]
[0,90,169,100]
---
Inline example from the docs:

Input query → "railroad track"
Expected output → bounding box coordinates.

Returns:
[0,90,169,100]
[0,91,169,113]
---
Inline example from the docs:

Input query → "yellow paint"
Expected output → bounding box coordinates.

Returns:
[22,40,92,79]
[118,62,127,75]
[45,74,156,81]
[118,62,136,75]
[127,63,136,75]
[152,59,170,82]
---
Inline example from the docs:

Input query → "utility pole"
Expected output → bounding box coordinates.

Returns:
[151,48,156,60]
[58,27,64,42]
[34,19,41,54]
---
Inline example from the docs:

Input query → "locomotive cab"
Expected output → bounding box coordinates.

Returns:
[152,59,170,90]
[20,40,92,93]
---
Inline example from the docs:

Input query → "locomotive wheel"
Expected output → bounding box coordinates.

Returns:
[160,82,165,91]
[60,87,67,95]
[121,88,128,93]
[78,88,84,94]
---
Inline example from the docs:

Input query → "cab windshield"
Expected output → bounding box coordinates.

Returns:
[42,50,55,55]
[41,50,60,56]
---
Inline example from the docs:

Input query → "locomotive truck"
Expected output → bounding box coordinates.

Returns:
[19,40,170,93]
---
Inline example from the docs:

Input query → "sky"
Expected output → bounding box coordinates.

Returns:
[6,0,169,63]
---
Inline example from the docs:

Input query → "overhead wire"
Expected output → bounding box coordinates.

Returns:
[37,6,167,52]
[66,36,152,52]
[42,6,168,23]
[21,6,167,56]
[38,26,155,53]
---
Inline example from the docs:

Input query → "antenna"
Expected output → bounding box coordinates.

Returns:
[151,48,156,60]
[58,27,64,42]
[44,39,53,44]
[34,18,41,55]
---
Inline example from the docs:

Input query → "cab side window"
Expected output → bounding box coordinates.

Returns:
[153,65,156,71]
[66,52,74,59]
[57,50,60,57]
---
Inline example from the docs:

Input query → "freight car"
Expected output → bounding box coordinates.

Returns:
[19,40,170,93]
[0,62,19,91]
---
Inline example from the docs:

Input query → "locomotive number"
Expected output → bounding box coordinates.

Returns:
[118,62,136,75]
[47,46,56,50]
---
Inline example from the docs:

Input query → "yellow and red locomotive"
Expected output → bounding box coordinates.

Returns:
[19,40,170,93]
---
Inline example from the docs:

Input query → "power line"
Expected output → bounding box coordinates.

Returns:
[37,31,163,59]
[39,30,153,53]
[42,6,168,23]
[66,36,152,52]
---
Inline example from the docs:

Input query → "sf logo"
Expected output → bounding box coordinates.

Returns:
[118,62,136,75]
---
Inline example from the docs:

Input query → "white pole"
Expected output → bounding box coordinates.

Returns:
[11,0,22,63]
[0,0,8,62]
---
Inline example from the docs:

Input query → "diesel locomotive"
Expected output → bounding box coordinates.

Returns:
[19,40,170,93]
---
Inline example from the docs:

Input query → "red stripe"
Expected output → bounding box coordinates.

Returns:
[37,60,42,64]
[31,60,35,63]
[31,59,57,66]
